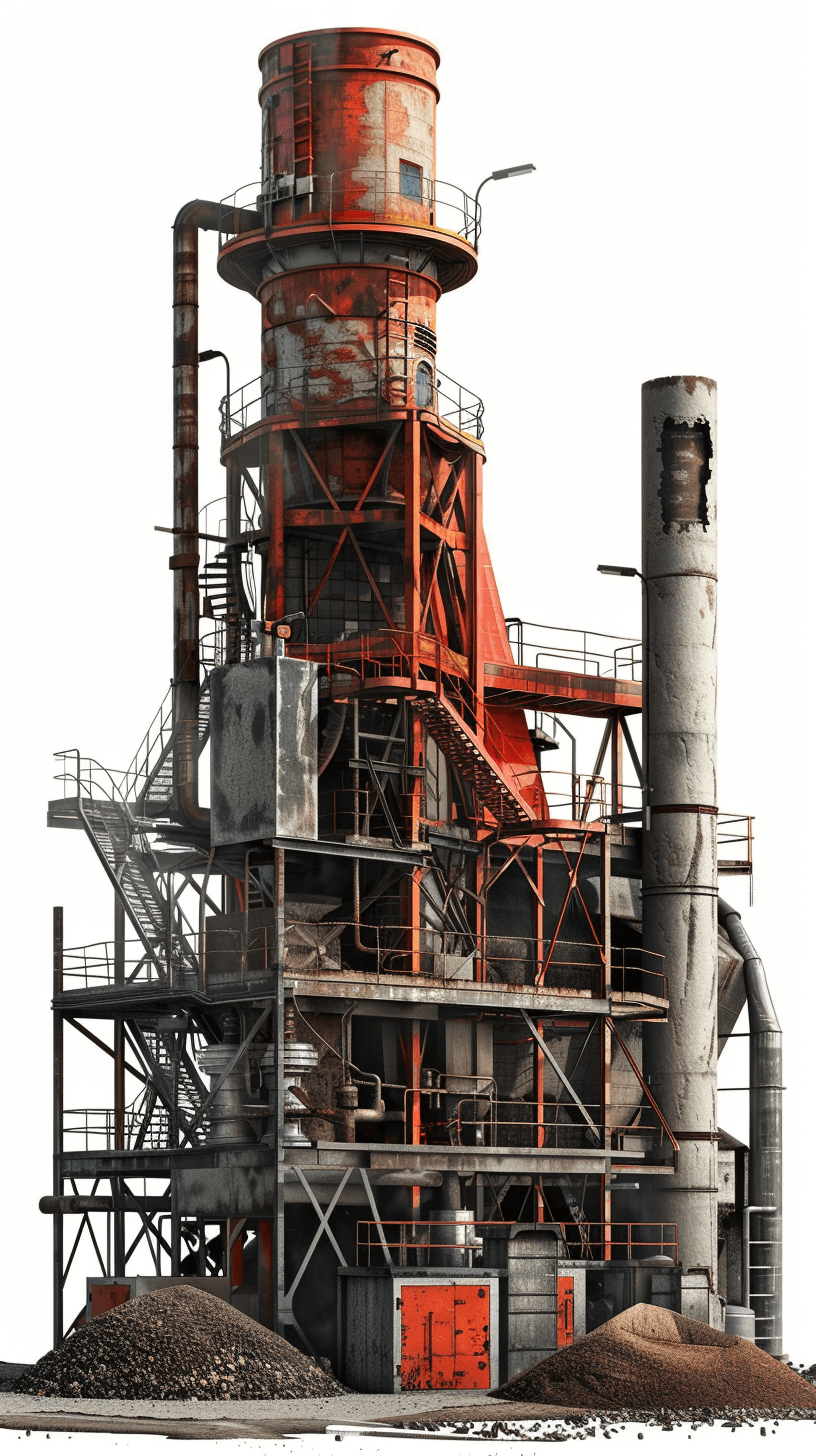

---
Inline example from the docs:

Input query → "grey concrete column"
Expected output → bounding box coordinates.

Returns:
[641,376,719,1285]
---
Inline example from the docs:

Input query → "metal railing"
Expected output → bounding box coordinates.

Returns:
[539,769,643,823]
[220,364,484,439]
[116,686,174,806]
[60,924,665,1002]
[557,1222,679,1264]
[440,1094,665,1151]
[355,1219,678,1266]
[219,172,481,248]
[61,938,166,989]
[505,618,641,681]
[717,814,754,877]
[62,1107,172,1153]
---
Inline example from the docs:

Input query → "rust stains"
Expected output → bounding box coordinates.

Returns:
[643,376,716,395]
[659,418,712,533]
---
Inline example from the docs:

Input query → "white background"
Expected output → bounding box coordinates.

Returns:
[1,0,813,1395]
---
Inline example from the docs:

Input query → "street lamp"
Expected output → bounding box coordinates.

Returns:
[199,349,231,439]
[597,564,641,578]
[473,164,536,250]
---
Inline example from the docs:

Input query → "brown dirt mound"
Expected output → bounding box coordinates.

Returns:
[495,1304,816,1412]
[12,1285,347,1401]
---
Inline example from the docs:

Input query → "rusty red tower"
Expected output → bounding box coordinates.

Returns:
[213,26,544,837]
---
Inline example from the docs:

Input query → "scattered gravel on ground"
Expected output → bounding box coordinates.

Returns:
[494,1304,816,1413]
[0,1364,32,1392]
[11,1285,347,1401]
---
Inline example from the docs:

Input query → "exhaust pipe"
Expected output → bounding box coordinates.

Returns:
[171,200,259,832]
[640,376,719,1282]
[718,898,783,1357]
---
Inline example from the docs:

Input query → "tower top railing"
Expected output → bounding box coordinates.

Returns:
[220,366,484,440]
[218,173,480,248]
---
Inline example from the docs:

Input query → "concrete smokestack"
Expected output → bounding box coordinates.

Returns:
[641,376,719,1284]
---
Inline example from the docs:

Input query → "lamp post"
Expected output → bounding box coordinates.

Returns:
[199,349,231,439]
[473,164,536,250]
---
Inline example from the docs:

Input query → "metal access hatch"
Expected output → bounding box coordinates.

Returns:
[338,1268,501,1393]
[398,1281,495,1391]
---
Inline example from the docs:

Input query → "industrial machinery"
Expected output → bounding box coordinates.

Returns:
[45,27,782,1387]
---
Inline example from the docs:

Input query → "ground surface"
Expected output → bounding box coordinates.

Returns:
[0,1391,525,1440]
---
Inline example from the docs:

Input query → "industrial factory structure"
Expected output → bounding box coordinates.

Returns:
[44,27,783,1389]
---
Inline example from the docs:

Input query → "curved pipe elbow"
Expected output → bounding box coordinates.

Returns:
[179,777,211,834]
[718,897,781,1035]
[174,199,227,233]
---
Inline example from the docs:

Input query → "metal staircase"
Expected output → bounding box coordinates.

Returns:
[72,791,197,983]
[412,692,535,829]
[200,551,250,664]
[51,672,214,985]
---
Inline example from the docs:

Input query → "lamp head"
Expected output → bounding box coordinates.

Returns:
[491,164,536,180]
[597,564,639,577]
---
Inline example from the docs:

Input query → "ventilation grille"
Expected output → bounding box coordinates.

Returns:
[414,323,437,356]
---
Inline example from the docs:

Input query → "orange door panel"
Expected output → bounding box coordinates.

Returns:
[399,1283,490,1390]
[90,1283,130,1318]
[452,1284,491,1387]
[557,1276,574,1347]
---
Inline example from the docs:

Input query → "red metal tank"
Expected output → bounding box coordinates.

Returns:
[257,29,440,232]
[259,264,440,416]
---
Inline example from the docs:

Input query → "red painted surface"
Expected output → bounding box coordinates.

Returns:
[399,1284,491,1390]
[90,1283,130,1318]
[557,1277,574,1347]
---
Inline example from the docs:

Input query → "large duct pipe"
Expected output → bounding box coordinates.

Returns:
[718,898,783,1357]
[641,376,719,1283]
[171,201,259,832]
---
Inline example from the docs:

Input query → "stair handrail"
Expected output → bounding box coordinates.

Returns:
[53,751,200,983]
[54,750,166,976]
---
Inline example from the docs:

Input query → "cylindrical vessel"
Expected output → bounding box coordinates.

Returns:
[641,376,719,1281]
[198,1044,256,1145]
[748,1030,783,1354]
[724,1304,756,1342]
[257,29,439,231]
[259,264,439,415]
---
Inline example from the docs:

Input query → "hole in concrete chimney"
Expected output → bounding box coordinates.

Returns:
[659,418,712,533]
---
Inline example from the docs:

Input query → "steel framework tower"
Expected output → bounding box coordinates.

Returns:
[44,27,778,1381]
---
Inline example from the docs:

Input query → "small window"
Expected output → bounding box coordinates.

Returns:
[416,362,433,408]
[399,160,422,200]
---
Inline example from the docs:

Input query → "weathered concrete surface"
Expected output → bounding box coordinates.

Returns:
[641,376,719,1284]
[0,1390,507,1439]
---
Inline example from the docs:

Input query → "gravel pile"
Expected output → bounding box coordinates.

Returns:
[11,1285,347,1401]
[494,1304,816,1413]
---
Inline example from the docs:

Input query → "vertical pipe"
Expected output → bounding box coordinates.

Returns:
[718,900,783,1356]
[264,434,286,623]
[113,892,126,1275]
[641,376,719,1286]
[257,1221,274,1328]
[600,831,613,1258]
[611,713,624,817]
[170,1172,181,1277]
[273,847,286,1334]
[53,906,64,1349]
[534,1017,545,1149]
[172,220,203,823]
[226,457,242,664]
[410,1019,422,1216]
